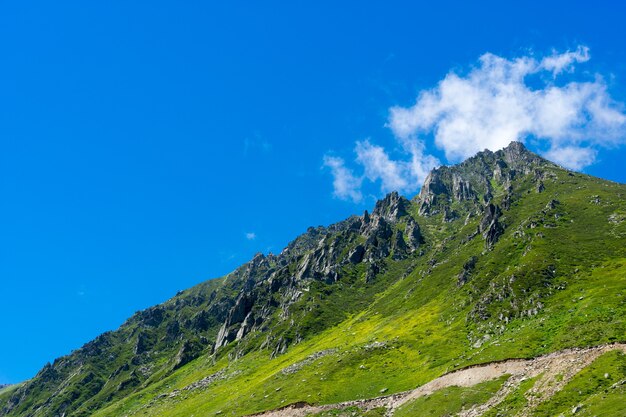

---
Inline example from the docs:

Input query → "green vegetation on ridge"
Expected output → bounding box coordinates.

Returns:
[2,143,625,417]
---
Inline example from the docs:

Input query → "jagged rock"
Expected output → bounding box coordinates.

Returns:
[418,172,447,215]
[458,256,478,286]
[452,174,474,201]
[134,332,153,355]
[417,141,554,217]
[536,181,545,193]
[323,268,340,284]
[392,231,408,260]
[190,310,211,332]
[371,191,410,222]
[214,292,256,348]
[502,141,547,172]
[212,199,421,352]
[545,199,560,210]
[138,307,165,327]
[230,293,254,324]
[405,218,424,250]
[442,206,457,223]
[165,320,181,340]
[363,216,393,262]
[365,262,381,283]
[174,339,205,370]
[348,245,365,264]
[480,203,504,249]
[235,311,254,341]
[500,185,514,211]
[270,338,289,358]
[215,322,236,349]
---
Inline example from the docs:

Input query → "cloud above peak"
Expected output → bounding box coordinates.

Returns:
[325,46,626,203]
[322,155,363,203]
[389,46,625,164]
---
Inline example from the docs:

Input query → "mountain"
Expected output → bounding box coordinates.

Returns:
[2,142,625,417]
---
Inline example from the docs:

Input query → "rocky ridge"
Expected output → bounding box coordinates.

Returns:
[3,141,617,417]
[213,190,424,354]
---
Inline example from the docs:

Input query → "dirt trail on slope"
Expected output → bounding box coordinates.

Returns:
[247,343,626,417]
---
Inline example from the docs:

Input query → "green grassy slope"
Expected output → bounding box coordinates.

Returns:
[531,350,626,417]
[2,143,625,416]
[394,375,509,417]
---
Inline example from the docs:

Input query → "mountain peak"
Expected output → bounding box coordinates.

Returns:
[417,141,554,216]
[503,140,527,153]
[460,141,547,170]
[4,136,626,417]
[499,141,549,166]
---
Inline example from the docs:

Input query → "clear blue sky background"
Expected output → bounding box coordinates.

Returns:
[1,1,626,384]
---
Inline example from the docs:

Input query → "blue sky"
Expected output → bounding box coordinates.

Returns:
[1,1,626,384]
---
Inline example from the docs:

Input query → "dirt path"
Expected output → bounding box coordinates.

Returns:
[247,343,626,417]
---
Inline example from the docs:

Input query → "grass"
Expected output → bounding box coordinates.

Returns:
[5,150,626,417]
[394,375,509,417]
[89,167,626,417]
[531,350,626,416]
[481,375,539,417]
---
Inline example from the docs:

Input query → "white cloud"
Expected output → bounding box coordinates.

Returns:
[322,155,363,202]
[325,46,626,202]
[245,232,257,240]
[389,46,626,169]
[543,145,597,171]
[355,140,408,192]
[324,140,439,201]
[403,139,441,187]
[540,45,589,76]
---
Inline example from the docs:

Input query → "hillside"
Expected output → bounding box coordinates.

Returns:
[1,141,625,417]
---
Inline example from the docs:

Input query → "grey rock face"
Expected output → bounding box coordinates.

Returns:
[452,174,475,201]
[212,192,424,354]
[174,339,204,370]
[212,143,546,354]
[404,217,424,250]
[348,245,365,264]
[417,141,553,216]
[480,203,504,249]
[371,191,410,221]
[458,256,478,286]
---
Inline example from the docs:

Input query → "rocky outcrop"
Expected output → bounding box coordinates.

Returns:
[212,144,553,353]
[480,203,504,249]
[134,331,154,355]
[458,256,478,286]
[417,141,554,216]
[173,338,205,370]
[213,192,425,353]
[371,191,410,222]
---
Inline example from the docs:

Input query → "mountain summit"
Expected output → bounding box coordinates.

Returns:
[2,142,625,417]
